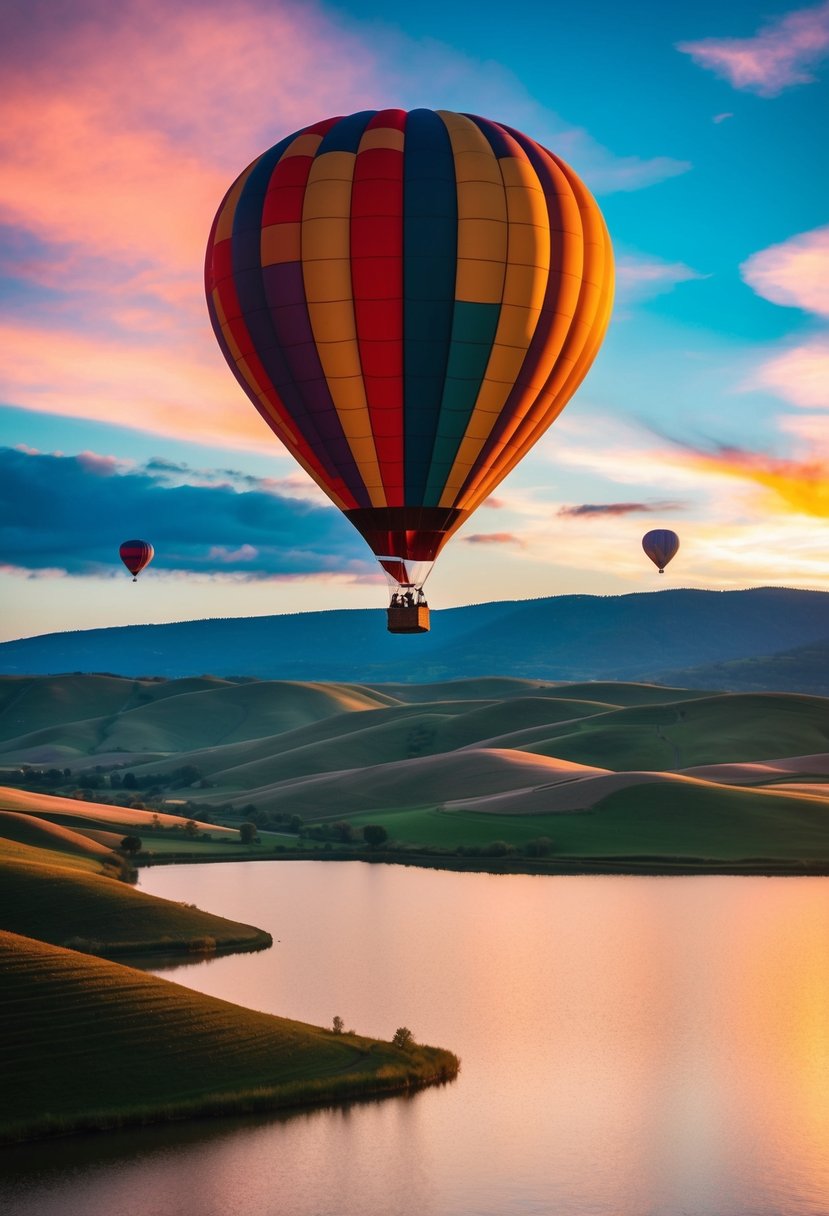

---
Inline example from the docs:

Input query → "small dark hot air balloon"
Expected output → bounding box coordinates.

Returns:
[205,109,614,632]
[642,529,679,574]
[119,540,154,582]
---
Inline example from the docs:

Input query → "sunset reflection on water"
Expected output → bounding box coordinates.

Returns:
[3,867,828,1216]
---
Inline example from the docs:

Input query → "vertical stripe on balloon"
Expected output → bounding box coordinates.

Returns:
[421,112,506,507]
[259,124,368,508]
[461,140,613,513]
[352,109,406,506]
[455,128,592,512]
[302,112,389,508]
[402,108,458,505]
[437,117,550,508]
[206,150,355,510]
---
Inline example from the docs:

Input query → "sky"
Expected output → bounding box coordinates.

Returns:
[0,0,827,642]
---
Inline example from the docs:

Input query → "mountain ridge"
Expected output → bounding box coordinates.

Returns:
[1,587,827,689]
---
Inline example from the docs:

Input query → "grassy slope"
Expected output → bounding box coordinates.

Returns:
[347,780,829,863]
[0,787,238,835]
[0,809,116,861]
[0,931,459,1143]
[0,856,272,955]
[519,693,829,770]
[0,678,396,763]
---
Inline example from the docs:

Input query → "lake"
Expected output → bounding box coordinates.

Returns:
[3,862,829,1215]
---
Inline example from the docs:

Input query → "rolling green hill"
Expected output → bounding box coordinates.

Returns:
[1,674,827,868]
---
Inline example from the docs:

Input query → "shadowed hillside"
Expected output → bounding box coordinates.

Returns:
[1,588,828,686]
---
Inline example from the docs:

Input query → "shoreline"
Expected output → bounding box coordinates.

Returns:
[135,848,829,878]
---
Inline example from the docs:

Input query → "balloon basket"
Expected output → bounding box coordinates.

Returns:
[387,605,430,634]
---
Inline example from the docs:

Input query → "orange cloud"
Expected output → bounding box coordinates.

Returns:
[687,446,829,518]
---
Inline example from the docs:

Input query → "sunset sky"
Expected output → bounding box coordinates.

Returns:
[1,0,827,642]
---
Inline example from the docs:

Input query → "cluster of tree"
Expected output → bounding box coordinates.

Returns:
[115,764,203,791]
[0,766,74,786]
[456,837,554,858]
[236,805,302,831]
[299,822,389,848]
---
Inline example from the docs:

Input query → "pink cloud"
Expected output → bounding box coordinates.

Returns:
[677,2,829,96]
[741,225,829,317]
[0,0,691,457]
[0,319,272,450]
[751,338,829,410]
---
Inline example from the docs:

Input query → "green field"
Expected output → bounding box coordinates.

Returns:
[346,780,829,865]
[0,930,459,1143]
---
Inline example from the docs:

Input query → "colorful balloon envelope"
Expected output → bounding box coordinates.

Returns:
[119,540,154,582]
[642,529,679,574]
[205,109,614,629]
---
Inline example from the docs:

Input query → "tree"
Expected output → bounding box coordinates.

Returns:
[362,824,388,848]
[184,819,199,838]
[392,1027,414,1049]
[332,1016,344,1034]
[239,821,258,845]
[122,772,137,790]
[120,835,142,854]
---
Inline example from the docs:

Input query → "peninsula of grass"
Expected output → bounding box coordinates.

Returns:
[0,851,272,957]
[0,931,460,1144]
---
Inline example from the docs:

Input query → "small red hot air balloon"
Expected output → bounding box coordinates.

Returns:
[119,540,154,582]
[642,529,679,574]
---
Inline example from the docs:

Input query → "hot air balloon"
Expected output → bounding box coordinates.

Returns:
[119,540,154,582]
[205,109,614,632]
[642,529,679,574]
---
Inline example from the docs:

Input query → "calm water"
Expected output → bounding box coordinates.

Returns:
[3,863,829,1216]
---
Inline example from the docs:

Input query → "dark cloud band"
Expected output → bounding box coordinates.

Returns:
[0,446,372,578]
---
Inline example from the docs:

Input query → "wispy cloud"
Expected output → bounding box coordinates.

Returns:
[713,112,734,123]
[461,532,524,546]
[741,225,829,317]
[615,252,705,304]
[0,446,372,578]
[677,1,829,96]
[558,501,684,518]
[751,337,829,411]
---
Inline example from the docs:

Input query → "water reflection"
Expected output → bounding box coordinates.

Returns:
[2,865,828,1216]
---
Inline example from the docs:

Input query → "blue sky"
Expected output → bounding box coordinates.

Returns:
[0,0,827,641]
